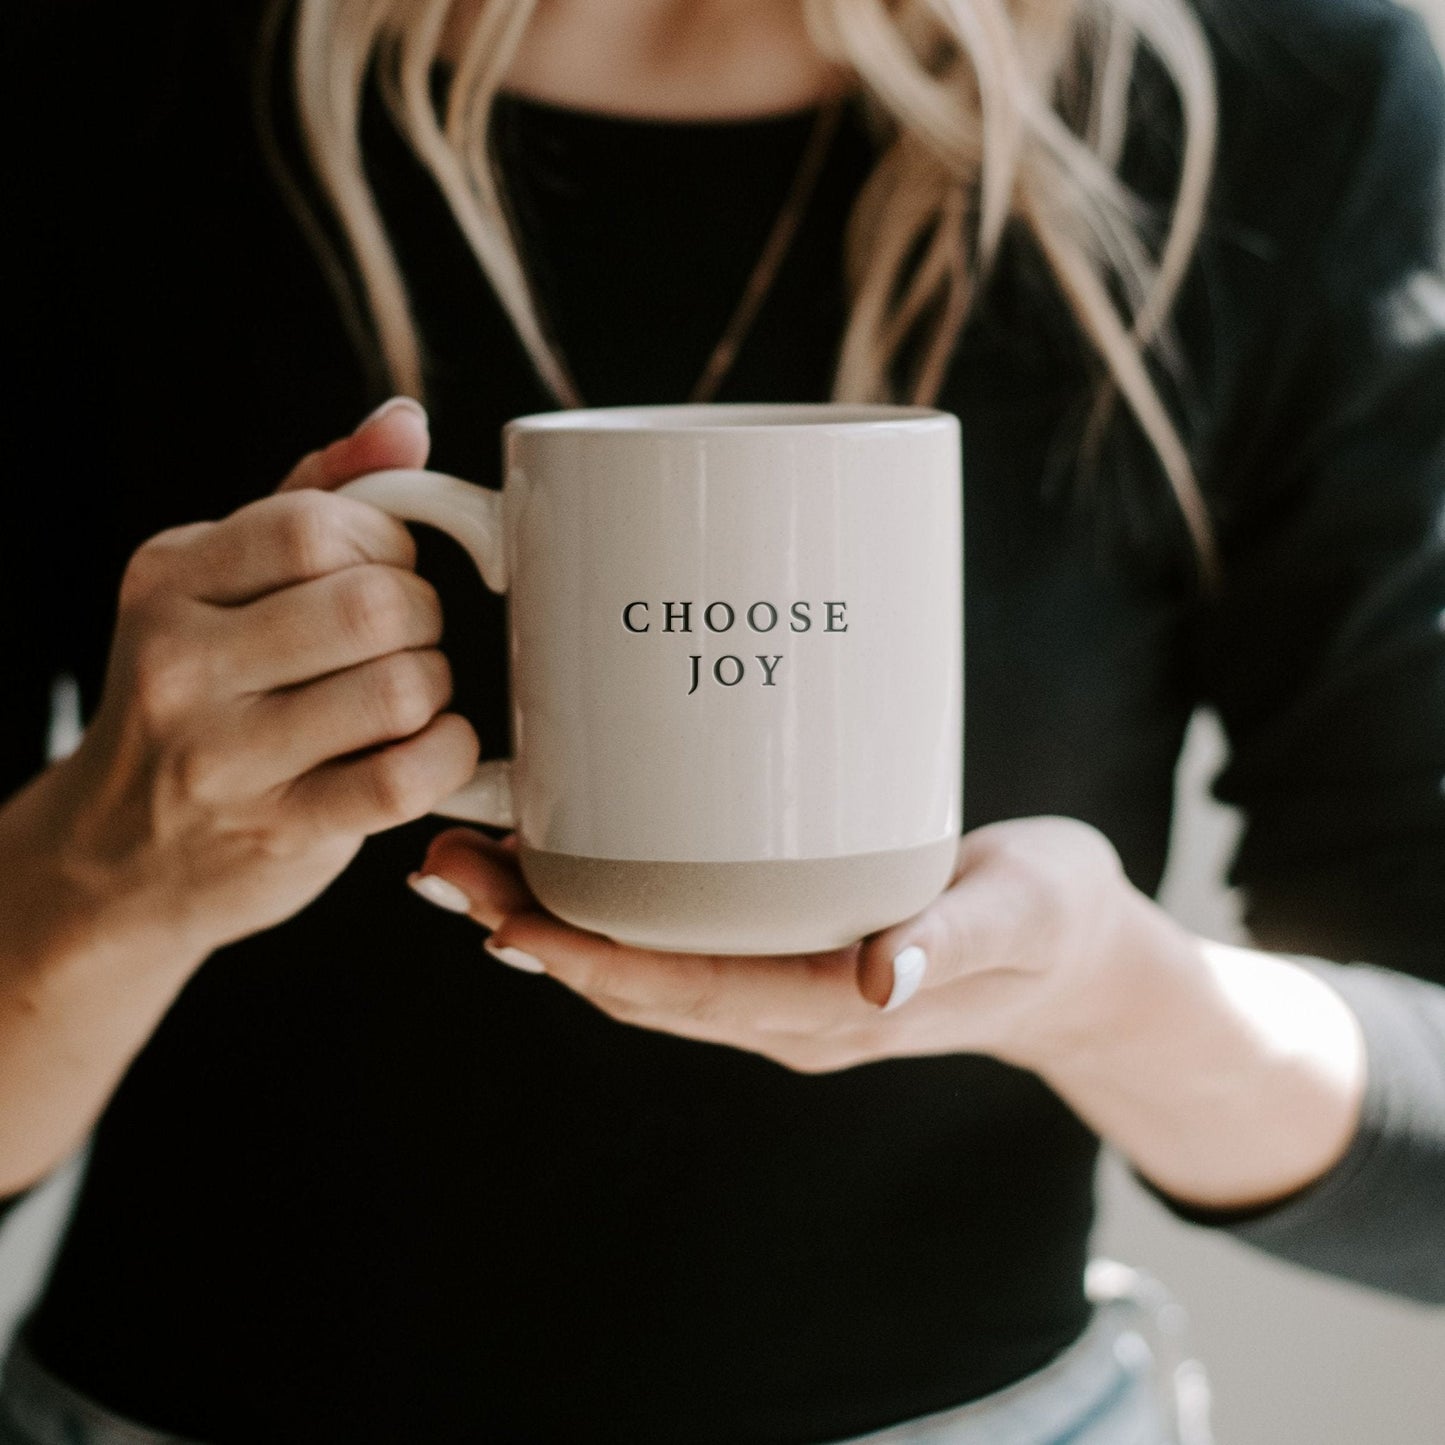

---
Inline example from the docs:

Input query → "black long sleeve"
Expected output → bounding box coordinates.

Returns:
[1164,0,1445,1301]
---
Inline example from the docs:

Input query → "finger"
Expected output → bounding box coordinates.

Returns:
[284,711,480,838]
[220,647,454,793]
[541,968,783,1052]
[411,828,538,923]
[146,489,420,607]
[854,836,1037,1008]
[480,910,874,1037]
[277,396,431,494]
[223,562,444,691]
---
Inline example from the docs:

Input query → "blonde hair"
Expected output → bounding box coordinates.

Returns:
[267,0,1219,577]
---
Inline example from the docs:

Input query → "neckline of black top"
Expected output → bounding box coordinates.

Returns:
[483,82,873,192]
[490,83,849,134]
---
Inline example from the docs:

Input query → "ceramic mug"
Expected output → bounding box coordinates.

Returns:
[339,403,963,955]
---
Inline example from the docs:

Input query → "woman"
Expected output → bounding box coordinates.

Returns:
[1,0,1441,1441]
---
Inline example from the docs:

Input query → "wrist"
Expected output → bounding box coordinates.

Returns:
[0,755,210,1201]
[1056,883,1202,1071]
[1033,893,1368,1210]
[0,752,209,991]
[1001,876,1185,1077]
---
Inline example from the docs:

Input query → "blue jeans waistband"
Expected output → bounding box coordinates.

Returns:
[822,1262,1214,1444]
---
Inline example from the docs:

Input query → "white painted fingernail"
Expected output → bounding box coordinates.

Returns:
[358,395,428,431]
[882,945,927,1011]
[407,872,472,914]
[485,940,546,974]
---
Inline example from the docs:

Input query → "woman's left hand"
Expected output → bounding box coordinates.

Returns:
[408,818,1368,1213]
[406,817,1159,1076]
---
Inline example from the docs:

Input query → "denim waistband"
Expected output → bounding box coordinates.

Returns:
[822,1262,1214,1445]
[0,1263,1212,1445]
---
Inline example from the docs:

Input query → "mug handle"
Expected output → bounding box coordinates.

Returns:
[336,468,515,830]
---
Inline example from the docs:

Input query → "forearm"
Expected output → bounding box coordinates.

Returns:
[0,759,205,1198]
[1037,892,1368,1211]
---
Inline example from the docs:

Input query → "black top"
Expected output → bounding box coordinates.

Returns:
[3,0,1443,1440]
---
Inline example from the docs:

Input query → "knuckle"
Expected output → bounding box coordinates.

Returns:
[120,527,197,604]
[338,567,411,652]
[168,735,225,804]
[349,501,417,569]
[130,625,204,721]
[437,713,481,787]
[368,752,417,819]
[367,741,436,820]
[423,649,455,709]
[119,547,162,605]
[272,491,351,577]
[370,652,440,738]
[411,577,443,641]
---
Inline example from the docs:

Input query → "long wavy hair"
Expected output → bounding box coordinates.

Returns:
[263,0,1219,575]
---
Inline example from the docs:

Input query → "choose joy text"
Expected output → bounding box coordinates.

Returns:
[620,599,849,694]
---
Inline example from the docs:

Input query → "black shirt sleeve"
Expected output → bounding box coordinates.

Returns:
[1168,1,1445,1303]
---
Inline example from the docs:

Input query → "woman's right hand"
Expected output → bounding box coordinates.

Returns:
[35,398,481,962]
[0,399,480,1194]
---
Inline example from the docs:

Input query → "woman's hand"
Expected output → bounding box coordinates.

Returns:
[50,399,481,958]
[414,819,1367,1213]
[410,816,1150,1076]
[32,398,480,961]
[0,397,482,1193]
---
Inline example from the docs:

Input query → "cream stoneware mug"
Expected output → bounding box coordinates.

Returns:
[339,403,963,956]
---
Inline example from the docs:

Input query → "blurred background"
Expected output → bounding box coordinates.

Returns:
[4,2,1444,1438]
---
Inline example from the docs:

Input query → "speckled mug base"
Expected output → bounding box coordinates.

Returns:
[516,836,959,955]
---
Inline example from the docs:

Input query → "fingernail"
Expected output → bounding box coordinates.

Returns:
[882,945,927,1012]
[407,871,472,914]
[358,395,428,432]
[485,940,546,974]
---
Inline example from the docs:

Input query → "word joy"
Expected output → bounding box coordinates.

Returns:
[620,598,849,695]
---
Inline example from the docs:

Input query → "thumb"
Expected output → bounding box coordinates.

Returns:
[278,395,431,493]
[410,827,537,930]
[854,838,997,1011]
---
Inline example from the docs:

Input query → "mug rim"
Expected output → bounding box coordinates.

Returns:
[504,402,955,435]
